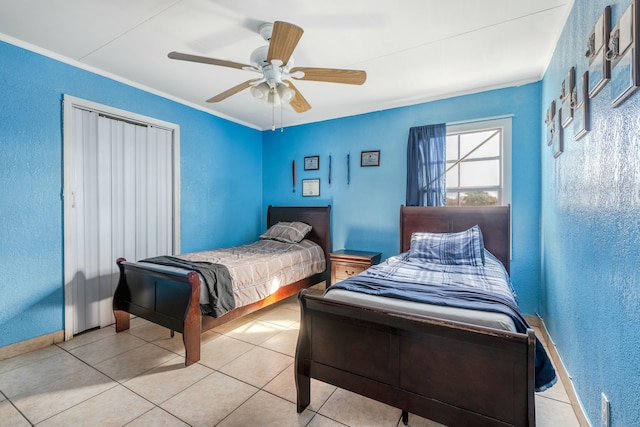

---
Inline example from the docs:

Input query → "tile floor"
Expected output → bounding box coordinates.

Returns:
[0,292,581,426]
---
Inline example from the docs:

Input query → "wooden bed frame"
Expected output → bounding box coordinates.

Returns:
[113,205,331,366]
[296,205,538,427]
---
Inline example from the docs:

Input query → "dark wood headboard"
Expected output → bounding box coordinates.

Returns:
[267,205,332,266]
[400,205,511,274]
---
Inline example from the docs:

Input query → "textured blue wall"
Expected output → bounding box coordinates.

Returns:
[541,1,640,426]
[0,41,262,347]
[263,83,543,314]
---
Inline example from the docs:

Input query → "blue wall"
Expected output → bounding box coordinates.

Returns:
[263,83,543,315]
[541,1,640,426]
[0,41,262,347]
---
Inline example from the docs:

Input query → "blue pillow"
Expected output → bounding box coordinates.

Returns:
[408,225,485,266]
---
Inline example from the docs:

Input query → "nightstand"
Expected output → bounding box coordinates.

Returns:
[330,249,382,285]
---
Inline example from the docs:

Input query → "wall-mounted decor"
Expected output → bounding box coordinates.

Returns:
[302,179,320,196]
[559,67,575,128]
[608,0,639,107]
[304,155,319,170]
[574,71,590,140]
[292,160,296,192]
[552,110,563,158]
[544,100,556,146]
[587,6,611,98]
[328,155,332,184]
[347,154,351,184]
[361,150,380,167]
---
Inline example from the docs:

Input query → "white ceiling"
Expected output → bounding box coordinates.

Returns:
[0,0,571,130]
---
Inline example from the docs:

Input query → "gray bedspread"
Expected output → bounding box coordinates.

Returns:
[142,255,235,317]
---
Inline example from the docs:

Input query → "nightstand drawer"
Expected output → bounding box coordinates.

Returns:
[333,263,367,281]
[329,249,382,285]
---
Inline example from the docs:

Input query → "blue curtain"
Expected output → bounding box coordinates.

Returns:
[406,123,446,206]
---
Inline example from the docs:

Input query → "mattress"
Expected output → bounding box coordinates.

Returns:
[137,238,325,309]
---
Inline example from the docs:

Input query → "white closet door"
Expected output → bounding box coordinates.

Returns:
[70,109,174,333]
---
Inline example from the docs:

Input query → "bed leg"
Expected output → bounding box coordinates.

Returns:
[401,410,409,425]
[113,309,130,332]
[295,372,311,413]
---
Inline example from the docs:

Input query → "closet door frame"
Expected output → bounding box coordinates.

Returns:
[62,94,181,341]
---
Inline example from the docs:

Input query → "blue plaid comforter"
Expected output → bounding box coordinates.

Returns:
[328,250,557,392]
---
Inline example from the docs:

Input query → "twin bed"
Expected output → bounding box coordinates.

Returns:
[295,205,555,427]
[112,204,554,427]
[113,205,331,366]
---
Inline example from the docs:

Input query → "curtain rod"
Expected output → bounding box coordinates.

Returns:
[446,114,514,127]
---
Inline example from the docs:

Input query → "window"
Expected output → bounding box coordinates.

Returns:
[445,118,511,206]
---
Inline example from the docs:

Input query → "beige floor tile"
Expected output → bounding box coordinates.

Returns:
[123,356,213,404]
[198,334,254,370]
[225,319,289,345]
[0,352,91,399]
[307,413,350,427]
[219,346,293,388]
[217,389,314,427]
[254,305,301,327]
[93,343,178,382]
[397,413,447,427]
[263,364,337,411]
[127,321,175,342]
[0,345,65,375]
[160,371,257,427]
[37,385,154,427]
[535,395,581,427]
[536,375,571,404]
[319,387,403,427]
[210,314,256,335]
[0,400,30,427]
[11,364,116,424]
[68,332,147,365]
[259,328,300,356]
[127,407,190,427]
[56,325,116,351]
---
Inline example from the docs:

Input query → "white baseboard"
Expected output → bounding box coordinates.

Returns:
[526,315,591,427]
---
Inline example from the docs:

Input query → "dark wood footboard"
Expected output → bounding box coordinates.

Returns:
[295,289,536,426]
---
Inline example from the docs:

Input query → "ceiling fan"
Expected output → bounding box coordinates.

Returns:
[168,21,366,114]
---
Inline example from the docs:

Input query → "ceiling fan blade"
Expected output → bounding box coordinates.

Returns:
[206,79,257,103]
[290,67,366,85]
[168,51,250,70]
[284,80,311,113]
[267,21,304,65]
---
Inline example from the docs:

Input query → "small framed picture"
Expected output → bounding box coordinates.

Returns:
[361,150,380,167]
[302,179,320,196]
[304,156,319,170]
[587,6,611,98]
[574,71,590,141]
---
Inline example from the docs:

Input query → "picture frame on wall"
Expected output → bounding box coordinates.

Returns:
[574,71,590,141]
[304,155,320,170]
[609,0,639,107]
[560,67,575,128]
[302,179,320,196]
[552,109,563,158]
[587,6,611,98]
[361,150,380,167]
[545,100,556,146]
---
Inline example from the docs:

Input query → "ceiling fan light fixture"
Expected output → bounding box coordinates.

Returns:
[277,84,295,103]
[250,82,270,100]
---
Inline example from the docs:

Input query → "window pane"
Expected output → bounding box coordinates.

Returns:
[446,135,459,161]
[459,130,500,159]
[446,163,459,187]
[460,191,498,206]
[459,159,500,187]
[446,192,460,206]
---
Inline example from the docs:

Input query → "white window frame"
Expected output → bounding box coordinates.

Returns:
[446,117,512,207]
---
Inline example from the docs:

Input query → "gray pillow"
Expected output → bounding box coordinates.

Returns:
[260,221,312,243]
